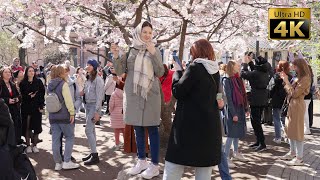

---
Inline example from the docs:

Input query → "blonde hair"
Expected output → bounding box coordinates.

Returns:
[225,60,237,77]
[50,65,67,82]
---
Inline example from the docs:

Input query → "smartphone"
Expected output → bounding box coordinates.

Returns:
[173,55,183,69]
[216,93,223,100]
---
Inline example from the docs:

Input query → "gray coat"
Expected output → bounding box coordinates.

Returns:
[114,48,164,126]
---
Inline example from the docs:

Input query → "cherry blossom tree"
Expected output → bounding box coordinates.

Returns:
[1,0,317,61]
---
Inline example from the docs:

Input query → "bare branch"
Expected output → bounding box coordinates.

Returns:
[207,0,234,40]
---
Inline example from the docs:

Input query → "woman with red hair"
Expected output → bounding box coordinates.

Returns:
[164,39,223,179]
[270,60,292,144]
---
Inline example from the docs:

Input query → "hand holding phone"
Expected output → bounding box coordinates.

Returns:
[173,56,183,71]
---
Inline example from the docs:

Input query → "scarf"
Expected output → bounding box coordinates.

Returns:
[132,22,156,100]
[193,58,219,74]
[230,73,248,109]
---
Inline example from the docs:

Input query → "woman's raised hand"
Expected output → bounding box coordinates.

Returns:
[146,42,156,55]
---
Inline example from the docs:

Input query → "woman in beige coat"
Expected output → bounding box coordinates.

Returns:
[280,58,311,166]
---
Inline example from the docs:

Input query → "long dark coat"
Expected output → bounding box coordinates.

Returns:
[19,78,45,135]
[0,80,22,144]
[165,63,222,167]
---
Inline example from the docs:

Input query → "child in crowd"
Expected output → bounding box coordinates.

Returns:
[109,75,126,150]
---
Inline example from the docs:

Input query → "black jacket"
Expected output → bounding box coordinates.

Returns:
[0,98,15,146]
[0,81,21,122]
[165,63,222,167]
[241,61,272,107]
[270,73,292,108]
[19,78,45,114]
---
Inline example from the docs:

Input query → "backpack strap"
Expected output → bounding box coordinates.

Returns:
[52,81,65,104]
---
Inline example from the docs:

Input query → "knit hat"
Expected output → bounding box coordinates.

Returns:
[87,59,99,70]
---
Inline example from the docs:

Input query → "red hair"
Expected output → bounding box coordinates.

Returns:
[276,60,290,74]
[190,39,215,61]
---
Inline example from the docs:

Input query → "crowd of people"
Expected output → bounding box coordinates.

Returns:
[0,20,315,180]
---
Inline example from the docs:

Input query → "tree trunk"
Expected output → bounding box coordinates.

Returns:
[159,88,176,149]
[19,47,27,67]
[178,19,188,60]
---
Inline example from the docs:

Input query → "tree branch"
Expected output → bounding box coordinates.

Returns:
[157,28,182,43]
[207,0,234,40]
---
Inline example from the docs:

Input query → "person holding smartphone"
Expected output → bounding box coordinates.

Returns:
[163,39,224,179]
[270,61,292,144]
[20,66,45,153]
[222,60,249,167]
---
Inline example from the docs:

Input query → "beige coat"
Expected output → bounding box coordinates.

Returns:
[285,76,311,141]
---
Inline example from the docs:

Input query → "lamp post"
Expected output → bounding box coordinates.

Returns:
[80,39,84,68]
[256,13,260,57]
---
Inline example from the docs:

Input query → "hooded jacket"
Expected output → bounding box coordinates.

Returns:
[47,78,75,124]
[241,59,272,107]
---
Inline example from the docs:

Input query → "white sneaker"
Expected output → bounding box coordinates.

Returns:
[32,146,39,153]
[273,138,281,144]
[62,161,80,170]
[287,158,304,166]
[55,163,62,171]
[233,152,249,162]
[280,153,296,160]
[25,146,32,153]
[141,163,160,179]
[228,159,236,168]
[128,159,148,175]
[304,130,311,135]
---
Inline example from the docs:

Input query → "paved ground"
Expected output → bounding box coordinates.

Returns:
[28,101,320,180]
[266,102,320,180]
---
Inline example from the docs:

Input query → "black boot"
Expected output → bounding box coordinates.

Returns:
[84,153,99,165]
[82,153,92,161]
[249,142,259,148]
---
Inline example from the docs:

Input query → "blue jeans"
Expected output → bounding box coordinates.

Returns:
[225,138,239,159]
[134,126,159,164]
[163,161,213,180]
[218,145,232,180]
[85,103,97,153]
[51,123,75,163]
[272,108,285,139]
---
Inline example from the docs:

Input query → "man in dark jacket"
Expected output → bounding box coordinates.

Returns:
[241,55,271,152]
